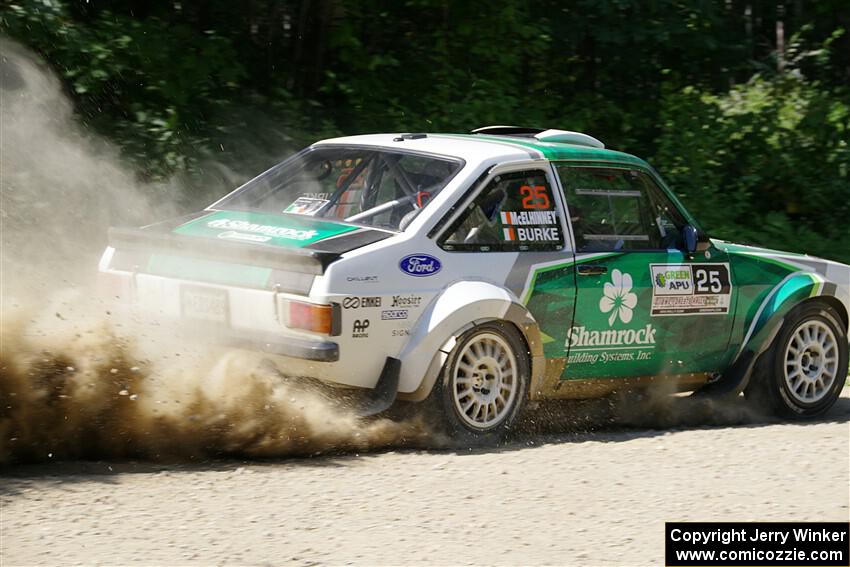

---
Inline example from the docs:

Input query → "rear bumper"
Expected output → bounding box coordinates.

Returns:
[225,328,339,362]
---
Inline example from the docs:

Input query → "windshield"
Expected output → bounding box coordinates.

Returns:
[215,146,463,231]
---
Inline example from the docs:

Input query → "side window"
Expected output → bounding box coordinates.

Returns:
[555,165,686,252]
[440,170,564,252]
[640,173,688,249]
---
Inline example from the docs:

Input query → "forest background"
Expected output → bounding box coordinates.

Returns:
[3,0,848,261]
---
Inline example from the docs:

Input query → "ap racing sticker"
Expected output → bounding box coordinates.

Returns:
[650,263,732,316]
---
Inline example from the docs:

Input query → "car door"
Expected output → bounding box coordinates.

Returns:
[437,164,578,363]
[553,163,737,381]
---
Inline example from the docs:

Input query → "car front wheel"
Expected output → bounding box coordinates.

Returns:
[749,302,848,419]
[433,321,529,444]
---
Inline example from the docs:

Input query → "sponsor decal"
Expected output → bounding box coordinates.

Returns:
[173,210,357,248]
[500,210,561,243]
[391,295,422,308]
[566,269,657,365]
[381,309,409,320]
[566,325,657,348]
[654,267,692,294]
[399,254,442,277]
[650,263,731,316]
[499,211,561,242]
[500,211,558,226]
[346,275,379,283]
[352,319,370,338]
[342,296,381,309]
[216,231,271,243]
[207,218,318,241]
[502,226,560,242]
[284,197,328,216]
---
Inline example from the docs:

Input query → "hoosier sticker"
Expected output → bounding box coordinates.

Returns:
[650,263,732,316]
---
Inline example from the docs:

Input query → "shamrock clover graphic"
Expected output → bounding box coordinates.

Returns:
[599,269,638,326]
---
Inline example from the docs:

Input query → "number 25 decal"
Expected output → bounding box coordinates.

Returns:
[695,267,723,293]
[520,185,551,210]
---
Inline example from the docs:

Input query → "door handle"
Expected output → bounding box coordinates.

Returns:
[577,265,608,276]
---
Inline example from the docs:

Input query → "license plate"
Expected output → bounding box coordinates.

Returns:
[181,285,229,324]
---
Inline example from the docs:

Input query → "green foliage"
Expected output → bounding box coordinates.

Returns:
[655,31,850,262]
[1,0,848,258]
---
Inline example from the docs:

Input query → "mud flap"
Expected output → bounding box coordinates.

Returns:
[693,318,784,398]
[694,350,755,398]
[356,357,401,417]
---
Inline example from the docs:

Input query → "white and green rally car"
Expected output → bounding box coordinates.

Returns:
[100,126,850,441]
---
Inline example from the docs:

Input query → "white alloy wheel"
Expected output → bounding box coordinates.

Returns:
[783,320,839,404]
[450,332,519,430]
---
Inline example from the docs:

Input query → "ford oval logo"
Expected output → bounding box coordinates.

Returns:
[399,254,442,277]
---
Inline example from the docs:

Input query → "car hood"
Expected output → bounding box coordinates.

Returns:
[714,239,849,268]
[713,240,808,259]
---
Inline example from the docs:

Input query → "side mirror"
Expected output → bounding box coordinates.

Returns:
[681,224,710,255]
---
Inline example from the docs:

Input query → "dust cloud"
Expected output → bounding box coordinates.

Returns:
[0,39,432,465]
[0,40,765,466]
[0,299,432,464]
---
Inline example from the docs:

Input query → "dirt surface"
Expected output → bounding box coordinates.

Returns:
[2,389,848,567]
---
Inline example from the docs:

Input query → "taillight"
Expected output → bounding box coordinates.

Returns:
[96,271,133,302]
[283,300,338,335]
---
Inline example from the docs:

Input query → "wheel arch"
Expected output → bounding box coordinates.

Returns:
[748,295,848,381]
[812,295,849,333]
[726,273,848,395]
[395,280,543,401]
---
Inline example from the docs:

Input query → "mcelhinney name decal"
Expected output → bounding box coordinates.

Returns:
[500,211,561,242]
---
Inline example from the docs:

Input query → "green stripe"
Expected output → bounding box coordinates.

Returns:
[521,253,619,304]
[809,273,823,297]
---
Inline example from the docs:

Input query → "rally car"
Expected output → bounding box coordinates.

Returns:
[99,126,850,441]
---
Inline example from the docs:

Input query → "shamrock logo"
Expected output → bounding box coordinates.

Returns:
[599,269,638,326]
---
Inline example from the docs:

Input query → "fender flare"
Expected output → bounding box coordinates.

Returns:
[720,271,838,394]
[395,280,543,401]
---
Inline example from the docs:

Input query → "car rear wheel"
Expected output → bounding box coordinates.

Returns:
[749,302,848,419]
[433,321,529,444]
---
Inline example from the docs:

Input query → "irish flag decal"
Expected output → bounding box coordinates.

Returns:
[501,211,516,241]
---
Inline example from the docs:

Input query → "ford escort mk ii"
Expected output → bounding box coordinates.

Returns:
[100,126,850,441]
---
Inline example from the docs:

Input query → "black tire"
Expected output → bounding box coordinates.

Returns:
[747,301,848,419]
[431,321,530,444]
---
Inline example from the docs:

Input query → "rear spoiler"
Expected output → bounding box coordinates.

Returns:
[108,227,339,275]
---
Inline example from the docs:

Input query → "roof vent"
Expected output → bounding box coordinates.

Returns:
[393,133,428,141]
[533,129,604,149]
[471,126,604,148]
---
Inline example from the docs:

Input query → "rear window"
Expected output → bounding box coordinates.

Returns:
[215,146,463,231]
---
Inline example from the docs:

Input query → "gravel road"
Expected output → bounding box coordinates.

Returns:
[2,389,848,567]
